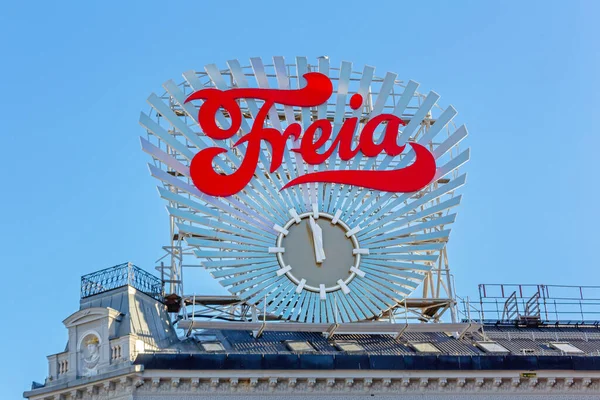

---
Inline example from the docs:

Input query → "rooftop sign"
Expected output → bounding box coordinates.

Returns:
[141,56,469,323]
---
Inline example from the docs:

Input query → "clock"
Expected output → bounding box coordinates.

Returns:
[141,56,469,323]
[274,210,362,298]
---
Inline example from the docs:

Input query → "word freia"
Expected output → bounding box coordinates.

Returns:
[185,73,436,197]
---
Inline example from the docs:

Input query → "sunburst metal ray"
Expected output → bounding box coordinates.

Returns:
[140,56,469,323]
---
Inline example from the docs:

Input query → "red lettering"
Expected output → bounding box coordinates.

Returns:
[294,119,331,164]
[184,73,436,197]
[359,114,406,157]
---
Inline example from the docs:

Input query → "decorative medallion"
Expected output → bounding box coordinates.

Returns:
[80,334,100,376]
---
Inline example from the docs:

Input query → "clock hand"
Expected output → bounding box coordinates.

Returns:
[317,230,325,260]
[315,223,325,261]
[309,216,324,264]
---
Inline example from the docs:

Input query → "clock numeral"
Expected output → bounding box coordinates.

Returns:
[273,224,289,236]
[288,208,301,224]
[295,279,307,293]
[350,267,366,278]
[276,265,292,276]
[353,248,370,255]
[346,225,362,237]
[337,279,351,295]
[331,209,342,224]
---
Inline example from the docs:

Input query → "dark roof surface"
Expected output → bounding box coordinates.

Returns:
[135,353,600,371]
[135,324,600,370]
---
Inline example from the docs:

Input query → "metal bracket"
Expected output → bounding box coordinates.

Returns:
[323,323,339,339]
[394,324,409,340]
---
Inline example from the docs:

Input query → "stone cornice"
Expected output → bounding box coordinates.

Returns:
[24,367,143,400]
[135,375,600,395]
[26,370,600,399]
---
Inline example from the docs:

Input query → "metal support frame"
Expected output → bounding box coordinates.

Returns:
[178,319,481,337]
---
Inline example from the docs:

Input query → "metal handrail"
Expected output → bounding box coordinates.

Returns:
[80,262,163,302]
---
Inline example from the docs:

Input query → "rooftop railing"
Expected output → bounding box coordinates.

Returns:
[81,262,163,302]
[458,283,600,325]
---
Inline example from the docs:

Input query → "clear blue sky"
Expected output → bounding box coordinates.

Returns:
[1,0,599,397]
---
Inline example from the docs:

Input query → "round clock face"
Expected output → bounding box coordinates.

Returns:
[276,211,359,293]
[141,56,469,323]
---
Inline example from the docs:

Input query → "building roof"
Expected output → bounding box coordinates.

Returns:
[133,323,600,371]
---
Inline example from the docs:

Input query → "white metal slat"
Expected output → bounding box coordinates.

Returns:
[308,291,319,323]
[333,65,375,210]
[181,70,235,140]
[433,125,468,159]
[291,290,308,321]
[139,112,194,160]
[345,292,368,320]
[335,290,359,322]
[271,283,297,315]
[300,292,315,323]
[149,93,270,215]
[180,67,284,222]
[391,105,458,170]
[163,189,273,240]
[187,239,265,252]
[274,56,310,208]
[316,57,330,210]
[250,57,305,212]
[152,171,274,234]
[351,279,397,309]
[356,173,466,236]
[360,267,420,289]
[146,93,210,154]
[348,280,390,312]
[360,196,462,243]
[211,261,279,277]
[140,137,189,176]
[366,253,438,262]
[149,96,283,223]
[393,80,419,117]
[144,132,283,227]
[339,80,419,219]
[253,279,291,309]
[171,208,272,241]
[226,59,295,208]
[233,275,283,298]
[361,265,424,285]
[331,291,350,322]
[295,56,318,206]
[397,91,440,146]
[183,66,291,224]
[368,243,445,254]
[348,191,406,227]
[176,223,273,247]
[370,72,397,117]
[361,260,431,273]
[362,274,412,299]
[280,292,300,319]
[366,229,451,248]
[150,166,274,232]
[360,214,457,245]
[264,282,296,314]
[175,223,272,247]
[220,267,280,286]
[434,149,470,180]
[326,61,353,213]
